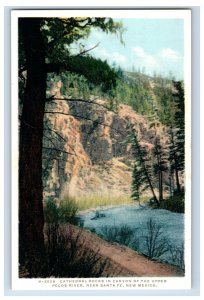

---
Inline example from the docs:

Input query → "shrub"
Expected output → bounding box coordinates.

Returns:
[159,191,185,213]
[43,225,109,278]
[100,225,118,242]
[100,224,134,246]
[117,225,134,245]
[44,196,80,226]
[37,199,110,278]
[142,218,169,259]
[58,196,80,224]
[169,243,185,270]
[44,199,59,224]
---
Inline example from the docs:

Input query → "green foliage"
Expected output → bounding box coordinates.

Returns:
[64,56,118,92]
[121,76,185,204]
[58,196,79,224]
[19,17,124,103]
[152,137,168,202]
[152,83,174,125]
[129,127,158,204]
[42,17,123,93]
[114,72,155,115]
[131,163,145,202]
[166,81,185,193]
[171,81,185,171]
[41,17,124,63]
[75,194,134,211]
[153,138,167,173]
[46,67,119,115]
[44,196,80,225]
[159,191,184,213]
[44,199,59,224]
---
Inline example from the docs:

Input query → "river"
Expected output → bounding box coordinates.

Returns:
[79,204,185,268]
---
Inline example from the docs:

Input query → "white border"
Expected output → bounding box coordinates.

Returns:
[11,9,190,19]
[183,7,192,291]
[11,9,191,291]
[11,9,19,292]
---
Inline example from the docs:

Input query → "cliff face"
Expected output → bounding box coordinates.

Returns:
[43,81,165,202]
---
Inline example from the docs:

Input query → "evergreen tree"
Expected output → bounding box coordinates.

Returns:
[131,163,145,204]
[153,137,168,202]
[129,127,159,205]
[168,81,185,193]
[18,17,123,276]
[174,81,185,172]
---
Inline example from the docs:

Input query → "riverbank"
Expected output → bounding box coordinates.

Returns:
[69,224,184,277]
[77,197,149,215]
[151,192,185,213]
[79,203,184,268]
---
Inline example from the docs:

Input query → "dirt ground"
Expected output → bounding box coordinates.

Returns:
[72,225,184,277]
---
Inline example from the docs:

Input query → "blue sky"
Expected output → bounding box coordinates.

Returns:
[82,19,184,80]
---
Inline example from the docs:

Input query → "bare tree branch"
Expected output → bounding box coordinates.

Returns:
[43,134,59,149]
[44,111,126,137]
[44,127,67,142]
[44,133,78,160]
[46,97,113,111]
[44,127,79,159]
[42,146,75,155]
[74,42,100,57]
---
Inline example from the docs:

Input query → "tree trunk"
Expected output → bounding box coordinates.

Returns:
[19,18,46,276]
[175,166,181,193]
[146,173,159,206]
[169,125,181,194]
[159,171,163,202]
[133,131,159,206]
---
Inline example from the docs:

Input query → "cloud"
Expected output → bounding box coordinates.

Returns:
[132,47,156,66]
[130,46,183,78]
[90,46,127,67]
[160,48,179,60]
[132,47,146,57]
[98,48,111,60]
[87,43,183,79]
[112,52,127,64]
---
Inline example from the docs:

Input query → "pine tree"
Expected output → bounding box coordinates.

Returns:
[153,136,168,202]
[18,17,123,276]
[146,88,168,203]
[129,127,159,205]
[174,81,185,172]
[131,163,145,205]
[168,81,185,193]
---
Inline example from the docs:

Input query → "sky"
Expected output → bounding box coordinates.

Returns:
[81,18,184,80]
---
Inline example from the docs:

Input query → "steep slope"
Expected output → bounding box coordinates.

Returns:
[42,80,167,203]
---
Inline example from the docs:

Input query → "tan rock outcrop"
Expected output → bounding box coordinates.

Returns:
[43,81,167,202]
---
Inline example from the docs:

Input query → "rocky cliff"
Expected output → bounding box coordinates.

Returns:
[42,81,167,202]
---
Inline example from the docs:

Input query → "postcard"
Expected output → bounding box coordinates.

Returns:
[11,9,191,291]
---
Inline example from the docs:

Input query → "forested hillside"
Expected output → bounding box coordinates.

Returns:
[43,69,184,209]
